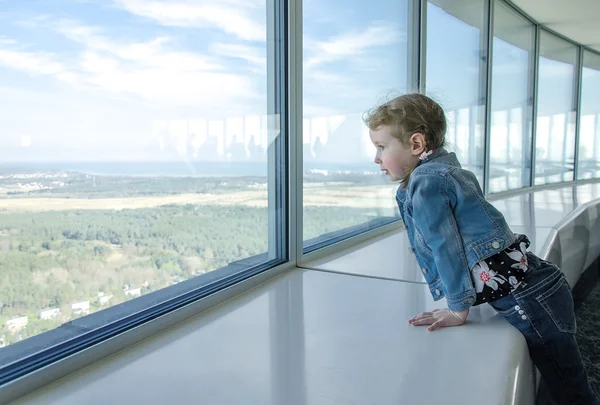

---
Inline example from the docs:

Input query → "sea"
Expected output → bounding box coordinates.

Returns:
[0,161,380,178]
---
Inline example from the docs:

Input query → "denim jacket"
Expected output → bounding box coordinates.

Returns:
[396,148,515,312]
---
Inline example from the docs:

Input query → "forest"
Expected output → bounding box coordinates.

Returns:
[0,170,392,347]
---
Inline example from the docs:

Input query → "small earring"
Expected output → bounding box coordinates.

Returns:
[419,150,434,161]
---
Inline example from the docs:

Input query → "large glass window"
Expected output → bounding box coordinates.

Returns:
[302,0,411,250]
[489,1,535,193]
[577,50,600,180]
[0,0,285,350]
[426,0,487,185]
[535,31,577,185]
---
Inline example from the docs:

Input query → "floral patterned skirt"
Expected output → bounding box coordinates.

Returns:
[471,234,530,306]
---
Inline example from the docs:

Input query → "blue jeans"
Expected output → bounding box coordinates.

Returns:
[489,252,600,405]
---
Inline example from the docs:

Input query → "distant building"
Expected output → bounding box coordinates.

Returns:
[6,316,28,333]
[71,301,90,315]
[124,288,141,297]
[98,294,113,306]
[39,308,60,320]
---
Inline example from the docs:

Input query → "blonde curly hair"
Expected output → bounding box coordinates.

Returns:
[363,93,448,187]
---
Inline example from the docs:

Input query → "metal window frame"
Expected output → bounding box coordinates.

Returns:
[488,0,537,193]
[0,0,292,401]
[530,24,541,187]
[500,0,600,190]
[574,46,584,180]
[299,0,600,255]
[289,0,303,266]
[418,0,427,93]
[297,0,421,265]
[503,0,600,56]
[268,0,289,262]
[534,28,580,186]
[577,49,600,180]
[524,14,537,188]
[483,0,494,195]
[4,0,600,402]
[490,0,600,193]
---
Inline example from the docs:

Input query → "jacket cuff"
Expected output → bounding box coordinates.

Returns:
[446,291,476,312]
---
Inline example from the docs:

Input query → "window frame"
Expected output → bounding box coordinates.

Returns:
[3,1,600,403]
[0,0,291,400]
[486,0,537,193]
[534,29,579,186]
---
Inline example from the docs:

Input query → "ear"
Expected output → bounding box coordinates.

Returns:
[409,132,427,156]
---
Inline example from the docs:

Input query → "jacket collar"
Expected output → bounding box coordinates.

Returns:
[417,147,449,165]
[396,147,458,202]
[417,147,461,168]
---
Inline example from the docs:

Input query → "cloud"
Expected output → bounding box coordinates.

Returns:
[0,19,267,111]
[0,46,79,85]
[57,21,261,108]
[0,3,406,162]
[113,0,266,41]
[56,20,225,72]
[304,22,404,70]
[13,14,52,29]
[0,38,17,45]
[302,22,406,117]
[210,42,266,73]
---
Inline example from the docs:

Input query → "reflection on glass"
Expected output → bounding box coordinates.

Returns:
[535,31,577,185]
[0,1,278,348]
[577,50,600,180]
[489,0,535,193]
[302,0,410,248]
[426,0,486,185]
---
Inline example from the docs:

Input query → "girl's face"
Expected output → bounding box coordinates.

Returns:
[369,125,424,182]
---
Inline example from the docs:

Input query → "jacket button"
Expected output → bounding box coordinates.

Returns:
[492,241,501,249]
[422,268,427,274]
[514,305,520,311]
[409,247,414,254]
[435,289,441,296]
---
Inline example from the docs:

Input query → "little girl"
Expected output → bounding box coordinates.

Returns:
[365,93,599,405]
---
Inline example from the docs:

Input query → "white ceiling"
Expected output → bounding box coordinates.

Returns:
[511,0,600,52]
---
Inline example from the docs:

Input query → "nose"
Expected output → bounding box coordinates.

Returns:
[374,154,382,164]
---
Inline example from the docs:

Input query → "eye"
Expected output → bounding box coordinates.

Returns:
[377,145,384,151]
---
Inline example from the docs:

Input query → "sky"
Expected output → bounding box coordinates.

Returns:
[0,0,596,164]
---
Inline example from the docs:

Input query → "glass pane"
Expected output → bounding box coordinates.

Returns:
[0,0,281,349]
[489,1,535,193]
[426,0,486,185]
[577,50,600,180]
[535,31,577,185]
[302,0,410,249]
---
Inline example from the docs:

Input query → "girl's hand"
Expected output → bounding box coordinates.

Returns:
[408,308,469,332]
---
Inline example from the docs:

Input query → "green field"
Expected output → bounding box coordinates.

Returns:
[0,171,396,346]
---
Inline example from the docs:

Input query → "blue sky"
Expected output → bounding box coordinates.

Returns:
[0,0,270,161]
[0,0,594,164]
